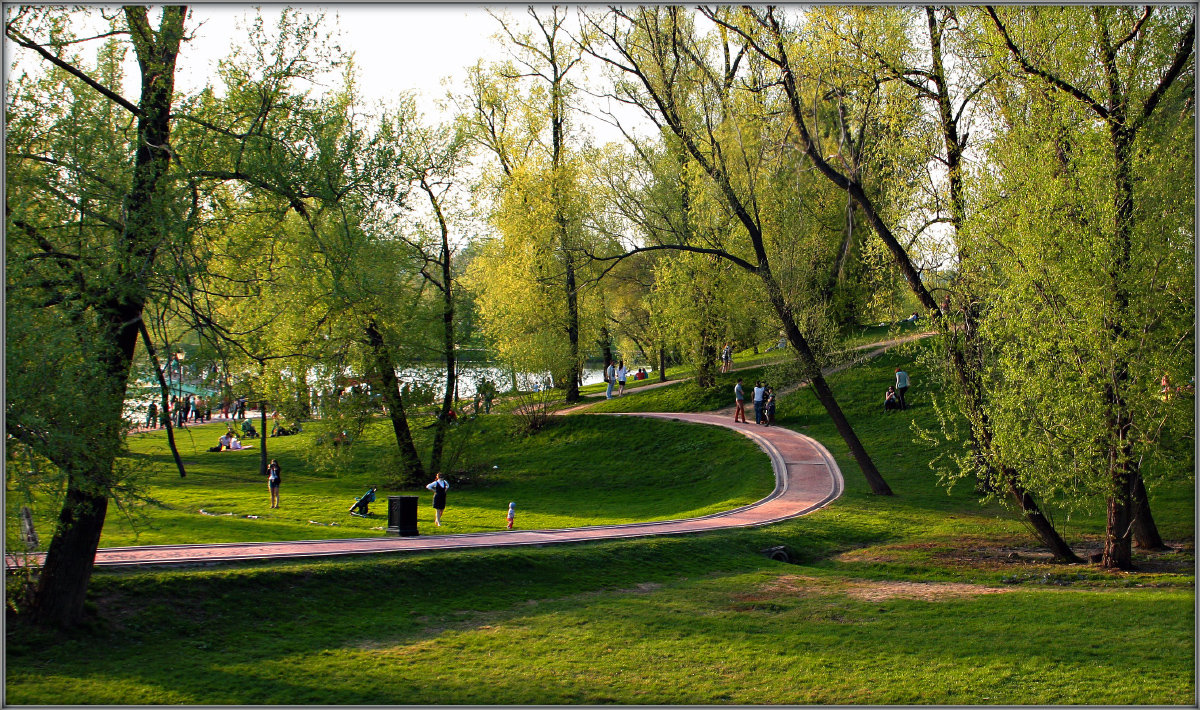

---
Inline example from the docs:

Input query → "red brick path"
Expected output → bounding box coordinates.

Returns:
[12,413,843,569]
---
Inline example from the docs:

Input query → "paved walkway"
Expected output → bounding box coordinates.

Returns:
[562,332,935,416]
[15,413,843,569]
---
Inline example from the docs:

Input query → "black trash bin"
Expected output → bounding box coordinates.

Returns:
[387,496,419,537]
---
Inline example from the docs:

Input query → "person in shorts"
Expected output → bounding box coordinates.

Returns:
[267,459,281,508]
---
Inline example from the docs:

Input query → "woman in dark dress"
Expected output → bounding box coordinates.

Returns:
[426,472,449,526]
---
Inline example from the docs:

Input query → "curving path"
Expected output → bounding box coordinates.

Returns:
[13,414,844,569]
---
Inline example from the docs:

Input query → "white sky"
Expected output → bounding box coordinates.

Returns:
[175,4,641,143]
[178,5,500,111]
[4,4,644,143]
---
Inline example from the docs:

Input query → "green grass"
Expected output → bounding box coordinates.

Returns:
[837,319,930,350]
[584,366,774,414]
[6,336,1193,705]
[8,414,773,548]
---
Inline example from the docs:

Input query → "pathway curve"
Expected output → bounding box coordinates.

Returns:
[14,414,843,569]
[560,332,934,416]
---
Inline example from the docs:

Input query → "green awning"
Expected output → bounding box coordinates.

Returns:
[130,381,218,399]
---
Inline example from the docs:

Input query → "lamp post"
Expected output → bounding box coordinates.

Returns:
[174,351,186,400]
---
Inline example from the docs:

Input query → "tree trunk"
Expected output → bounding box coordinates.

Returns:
[29,6,185,628]
[1100,125,1138,571]
[1103,472,1136,569]
[138,322,186,478]
[429,205,457,475]
[658,344,668,382]
[599,326,615,372]
[1131,472,1168,549]
[1004,472,1084,563]
[760,267,892,495]
[259,401,269,478]
[30,476,109,627]
[365,321,425,485]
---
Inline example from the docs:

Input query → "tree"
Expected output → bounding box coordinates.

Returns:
[6,6,188,626]
[705,6,1087,560]
[459,7,604,402]
[584,6,893,494]
[977,5,1194,569]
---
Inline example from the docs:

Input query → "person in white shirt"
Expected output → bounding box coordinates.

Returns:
[753,382,766,425]
[605,361,616,400]
[895,368,910,409]
[616,360,628,396]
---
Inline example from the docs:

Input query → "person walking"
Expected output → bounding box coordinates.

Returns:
[764,388,776,426]
[720,343,732,373]
[895,368,910,409]
[506,501,516,530]
[267,459,281,508]
[146,401,158,430]
[733,378,747,423]
[605,360,616,400]
[753,381,766,425]
[617,360,628,396]
[426,472,449,527]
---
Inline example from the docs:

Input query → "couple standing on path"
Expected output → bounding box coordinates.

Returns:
[605,360,629,399]
[733,378,775,426]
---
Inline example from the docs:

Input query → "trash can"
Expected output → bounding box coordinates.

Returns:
[387,495,418,537]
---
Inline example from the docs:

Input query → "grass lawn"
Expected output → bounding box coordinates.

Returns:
[5,337,1193,705]
[8,414,774,548]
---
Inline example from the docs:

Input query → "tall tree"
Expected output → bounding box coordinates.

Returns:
[711,6,1083,559]
[585,6,893,494]
[980,5,1194,569]
[459,7,599,402]
[6,6,188,626]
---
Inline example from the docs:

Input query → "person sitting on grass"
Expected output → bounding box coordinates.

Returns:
[209,432,231,452]
[884,386,902,413]
[241,418,258,439]
[227,435,244,450]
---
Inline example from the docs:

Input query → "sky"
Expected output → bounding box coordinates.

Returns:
[173,4,642,144]
[4,5,643,143]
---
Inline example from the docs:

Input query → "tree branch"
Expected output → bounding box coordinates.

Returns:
[986,6,1112,123]
[5,24,144,118]
[1132,16,1196,130]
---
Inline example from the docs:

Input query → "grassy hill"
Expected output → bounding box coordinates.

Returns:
[5,337,1193,704]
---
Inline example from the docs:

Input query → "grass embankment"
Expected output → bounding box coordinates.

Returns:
[7,415,773,549]
[6,337,1194,704]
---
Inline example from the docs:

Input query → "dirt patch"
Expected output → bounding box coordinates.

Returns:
[835,537,1195,577]
[750,574,1012,602]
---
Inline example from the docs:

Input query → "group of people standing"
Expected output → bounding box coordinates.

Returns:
[144,394,213,429]
[141,394,253,431]
[604,360,652,399]
[733,378,776,426]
